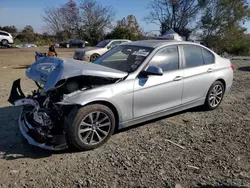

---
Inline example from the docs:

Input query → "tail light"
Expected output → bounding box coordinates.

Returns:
[230,63,234,70]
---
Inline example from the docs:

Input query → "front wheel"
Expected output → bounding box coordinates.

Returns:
[66,104,116,151]
[90,53,100,62]
[204,81,225,110]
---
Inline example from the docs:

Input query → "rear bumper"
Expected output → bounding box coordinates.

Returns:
[19,109,68,151]
[224,84,232,95]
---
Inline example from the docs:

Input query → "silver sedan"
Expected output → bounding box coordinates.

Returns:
[9,40,234,151]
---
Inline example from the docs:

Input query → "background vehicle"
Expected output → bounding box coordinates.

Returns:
[59,39,87,48]
[9,40,233,151]
[73,39,131,62]
[0,30,14,46]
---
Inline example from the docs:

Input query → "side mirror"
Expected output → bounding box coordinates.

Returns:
[107,46,112,49]
[141,65,163,76]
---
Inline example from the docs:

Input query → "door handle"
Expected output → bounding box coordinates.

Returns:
[207,68,213,73]
[173,76,183,81]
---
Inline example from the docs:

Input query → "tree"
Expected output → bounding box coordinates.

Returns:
[105,27,134,40]
[15,25,35,43]
[117,15,142,35]
[145,0,208,39]
[22,25,34,34]
[0,25,17,33]
[199,0,250,49]
[42,0,115,43]
[106,15,144,41]
[42,7,64,36]
[79,0,115,45]
[219,26,250,55]
[59,0,82,39]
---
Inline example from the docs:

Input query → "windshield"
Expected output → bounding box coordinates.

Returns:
[93,45,153,73]
[96,40,110,48]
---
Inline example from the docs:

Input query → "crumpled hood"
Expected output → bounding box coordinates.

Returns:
[26,57,128,91]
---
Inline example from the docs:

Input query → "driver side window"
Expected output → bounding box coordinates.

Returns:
[149,46,179,72]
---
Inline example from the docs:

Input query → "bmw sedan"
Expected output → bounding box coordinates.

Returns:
[8,40,234,151]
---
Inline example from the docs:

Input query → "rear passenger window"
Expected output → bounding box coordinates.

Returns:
[202,49,214,64]
[0,32,7,36]
[183,45,203,68]
[150,46,179,72]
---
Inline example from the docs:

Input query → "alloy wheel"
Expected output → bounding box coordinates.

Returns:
[78,111,111,145]
[209,84,223,108]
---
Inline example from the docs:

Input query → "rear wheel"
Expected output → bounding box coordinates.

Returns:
[90,53,100,62]
[204,81,225,110]
[66,104,116,151]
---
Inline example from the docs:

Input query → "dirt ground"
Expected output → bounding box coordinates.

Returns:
[0,47,249,188]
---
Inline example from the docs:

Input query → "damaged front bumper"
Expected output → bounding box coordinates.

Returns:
[19,108,68,151]
[9,79,68,151]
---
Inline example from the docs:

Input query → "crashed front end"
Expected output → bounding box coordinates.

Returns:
[9,78,72,150]
[8,57,127,150]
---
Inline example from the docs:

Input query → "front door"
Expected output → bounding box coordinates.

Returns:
[133,45,184,118]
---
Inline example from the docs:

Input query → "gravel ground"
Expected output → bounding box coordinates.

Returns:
[0,48,249,188]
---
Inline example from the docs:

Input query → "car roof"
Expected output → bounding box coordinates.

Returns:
[121,40,201,48]
[0,30,10,34]
[109,39,131,41]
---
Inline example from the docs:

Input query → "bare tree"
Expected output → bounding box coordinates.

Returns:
[145,0,208,39]
[42,7,63,35]
[42,0,115,43]
[80,0,115,44]
[59,0,82,38]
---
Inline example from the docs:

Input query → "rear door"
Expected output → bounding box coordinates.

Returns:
[70,39,78,47]
[181,44,216,104]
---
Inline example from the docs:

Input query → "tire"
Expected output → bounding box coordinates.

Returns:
[90,53,100,62]
[1,39,8,46]
[66,43,70,48]
[204,81,225,110]
[66,104,116,151]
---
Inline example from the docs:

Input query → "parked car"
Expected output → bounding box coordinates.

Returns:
[73,39,131,62]
[0,30,14,46]
[23,44,37,48]
[59,39,87,48]
[8,40,234,151]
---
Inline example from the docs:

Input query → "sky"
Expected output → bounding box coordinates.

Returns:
[0,0,250,34]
